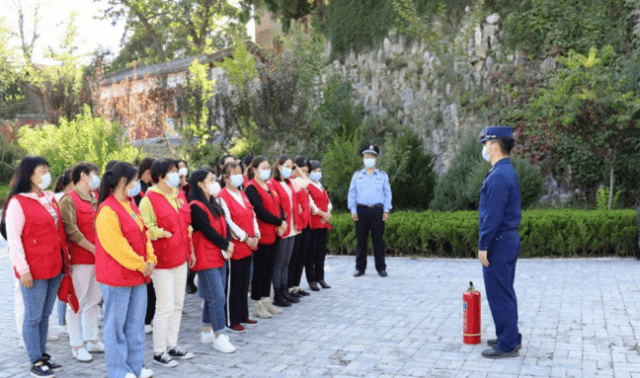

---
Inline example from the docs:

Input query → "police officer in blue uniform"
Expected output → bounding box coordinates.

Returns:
[348,144,393,277]
[477,126,523,358]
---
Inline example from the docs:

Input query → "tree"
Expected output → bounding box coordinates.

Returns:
[11,0,41,64]
[527,46,640,209]
[99,0,251,70]
[17,105,142,175]
[258,0,324,33]
[0,18,23,116]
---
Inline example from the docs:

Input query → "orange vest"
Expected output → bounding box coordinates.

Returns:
[190,200,227,270]
[145,190,191,269]
[13,195,65,280]
[66,190,96,265]
[95,195,149,287]
[217,188,256,260]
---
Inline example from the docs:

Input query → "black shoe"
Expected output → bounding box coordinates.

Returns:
[30,358,55,377]
[481,346,519,359]
[289,290,303,299]
[309,282,320,291]
[354,271,365,277]
[41,354,62,372]
[273,289,292,307]
[487,339,522,351]
[185,282,197,294]
[318,280,331,289]
[282,289,300,303]
[167,346,194,360]
[378,271,388,277]
[297,289,310,296]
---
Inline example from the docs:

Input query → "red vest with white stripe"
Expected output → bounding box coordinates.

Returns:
[145,190,191,269]
[12,195,65,280]
[95,195,149,287]
[217,187,256,260]
[268,178,298,234]
[66,190,96,265]
[190,200,227,270]
[247,179,280,245]
[308,184,333,230]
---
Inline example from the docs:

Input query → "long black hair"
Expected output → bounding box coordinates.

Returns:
[188,169,224,217]
[7,156,50,200]
[54,168,73,193]
[98,162,138,205]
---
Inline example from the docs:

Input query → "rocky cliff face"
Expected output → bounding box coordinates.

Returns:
[322,12,555,176]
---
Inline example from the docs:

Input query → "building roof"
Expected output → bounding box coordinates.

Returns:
[102,41,263,86]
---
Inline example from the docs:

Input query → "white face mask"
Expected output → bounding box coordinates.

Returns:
[482,144,491,162]
[167,172,181,188]
[230,174,244,188]
[89,174,101,190]
[363,158,376,169]
[259,169,271,181]
[178,167,188,177]
[280,167,293,179]
[309,172,322,182]
[38,172,52,190]
[207,181,221,197]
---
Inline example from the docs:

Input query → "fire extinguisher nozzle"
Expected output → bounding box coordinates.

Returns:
[468,281,475,293]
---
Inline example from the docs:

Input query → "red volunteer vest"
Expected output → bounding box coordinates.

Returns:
[242,175,250,189]
[308,184,333,230]
[294,186,311,230]
[145,190,191,270]
[95,195,149,287]
[190,200,227,270]
[267,178,298,234]
[247,179,279,245]
[13,195,65,280]
[66,190,97,265]
[217,187,256,260]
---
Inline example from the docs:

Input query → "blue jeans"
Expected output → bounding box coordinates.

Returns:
[101,284,147,378]
[21,274,62,364]
[57,300,67,325]
[198,264,227,333]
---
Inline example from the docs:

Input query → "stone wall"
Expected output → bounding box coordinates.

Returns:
[323,12,554,176]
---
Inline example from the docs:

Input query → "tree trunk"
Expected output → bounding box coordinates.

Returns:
[608,161,615,210]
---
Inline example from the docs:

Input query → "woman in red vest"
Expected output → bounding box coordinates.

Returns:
[306,160,333,290]
[139,159,195,367]
[287,156,313,298]
[267,156,311,307]
[59,162,104,363]
[188,169,236,353]
[6,156,66,378]
[217,162,260,333]
[245,156,288,314]
[95,162,155,378]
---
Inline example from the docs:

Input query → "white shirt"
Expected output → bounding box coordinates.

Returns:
[308,180,333,215]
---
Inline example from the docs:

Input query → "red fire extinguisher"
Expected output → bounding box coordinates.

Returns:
[463,281,481,344]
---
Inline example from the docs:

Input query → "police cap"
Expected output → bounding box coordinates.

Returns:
[479,126,513,143]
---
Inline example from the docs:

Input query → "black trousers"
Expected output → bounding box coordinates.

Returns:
[226,256,252,326]
[306,228,328,283]
[355,205,386,273]
[251,242,277,301]
[288,227,311,288]
[145,281,156,325]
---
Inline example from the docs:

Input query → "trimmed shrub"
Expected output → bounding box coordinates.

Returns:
[327,209,638,257]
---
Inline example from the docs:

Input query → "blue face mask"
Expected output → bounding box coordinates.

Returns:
[310,172,322,182]
[280,167,293,179]
[89,174,101,190]
[128,180,141,197]
[259,169,271,181]
[167,172,180,188]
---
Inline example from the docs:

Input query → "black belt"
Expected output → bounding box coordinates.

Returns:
[357,204,383,209]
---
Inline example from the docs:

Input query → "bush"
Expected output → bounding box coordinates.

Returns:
[17,104,143,176]
[378,128,436,210]
[322,126,364,212]
[430,136,483,212]
[465,156,544,209]
[327,209,638,257]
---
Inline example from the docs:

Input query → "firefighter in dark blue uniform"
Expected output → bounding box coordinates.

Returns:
[477,126,523,359]
[347,144,393,277]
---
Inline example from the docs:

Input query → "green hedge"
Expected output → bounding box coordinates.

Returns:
[328,210,638,257]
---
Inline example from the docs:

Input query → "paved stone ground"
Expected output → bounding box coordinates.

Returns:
[3,237,640,378]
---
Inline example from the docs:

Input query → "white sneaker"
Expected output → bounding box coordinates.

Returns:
[125,373,136,378]
[144,325,153,334]
[139,366,153,378]
[201,330,215,344]
[213,335,236,353]
[86,341,105,353]
[72,347,93,362]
